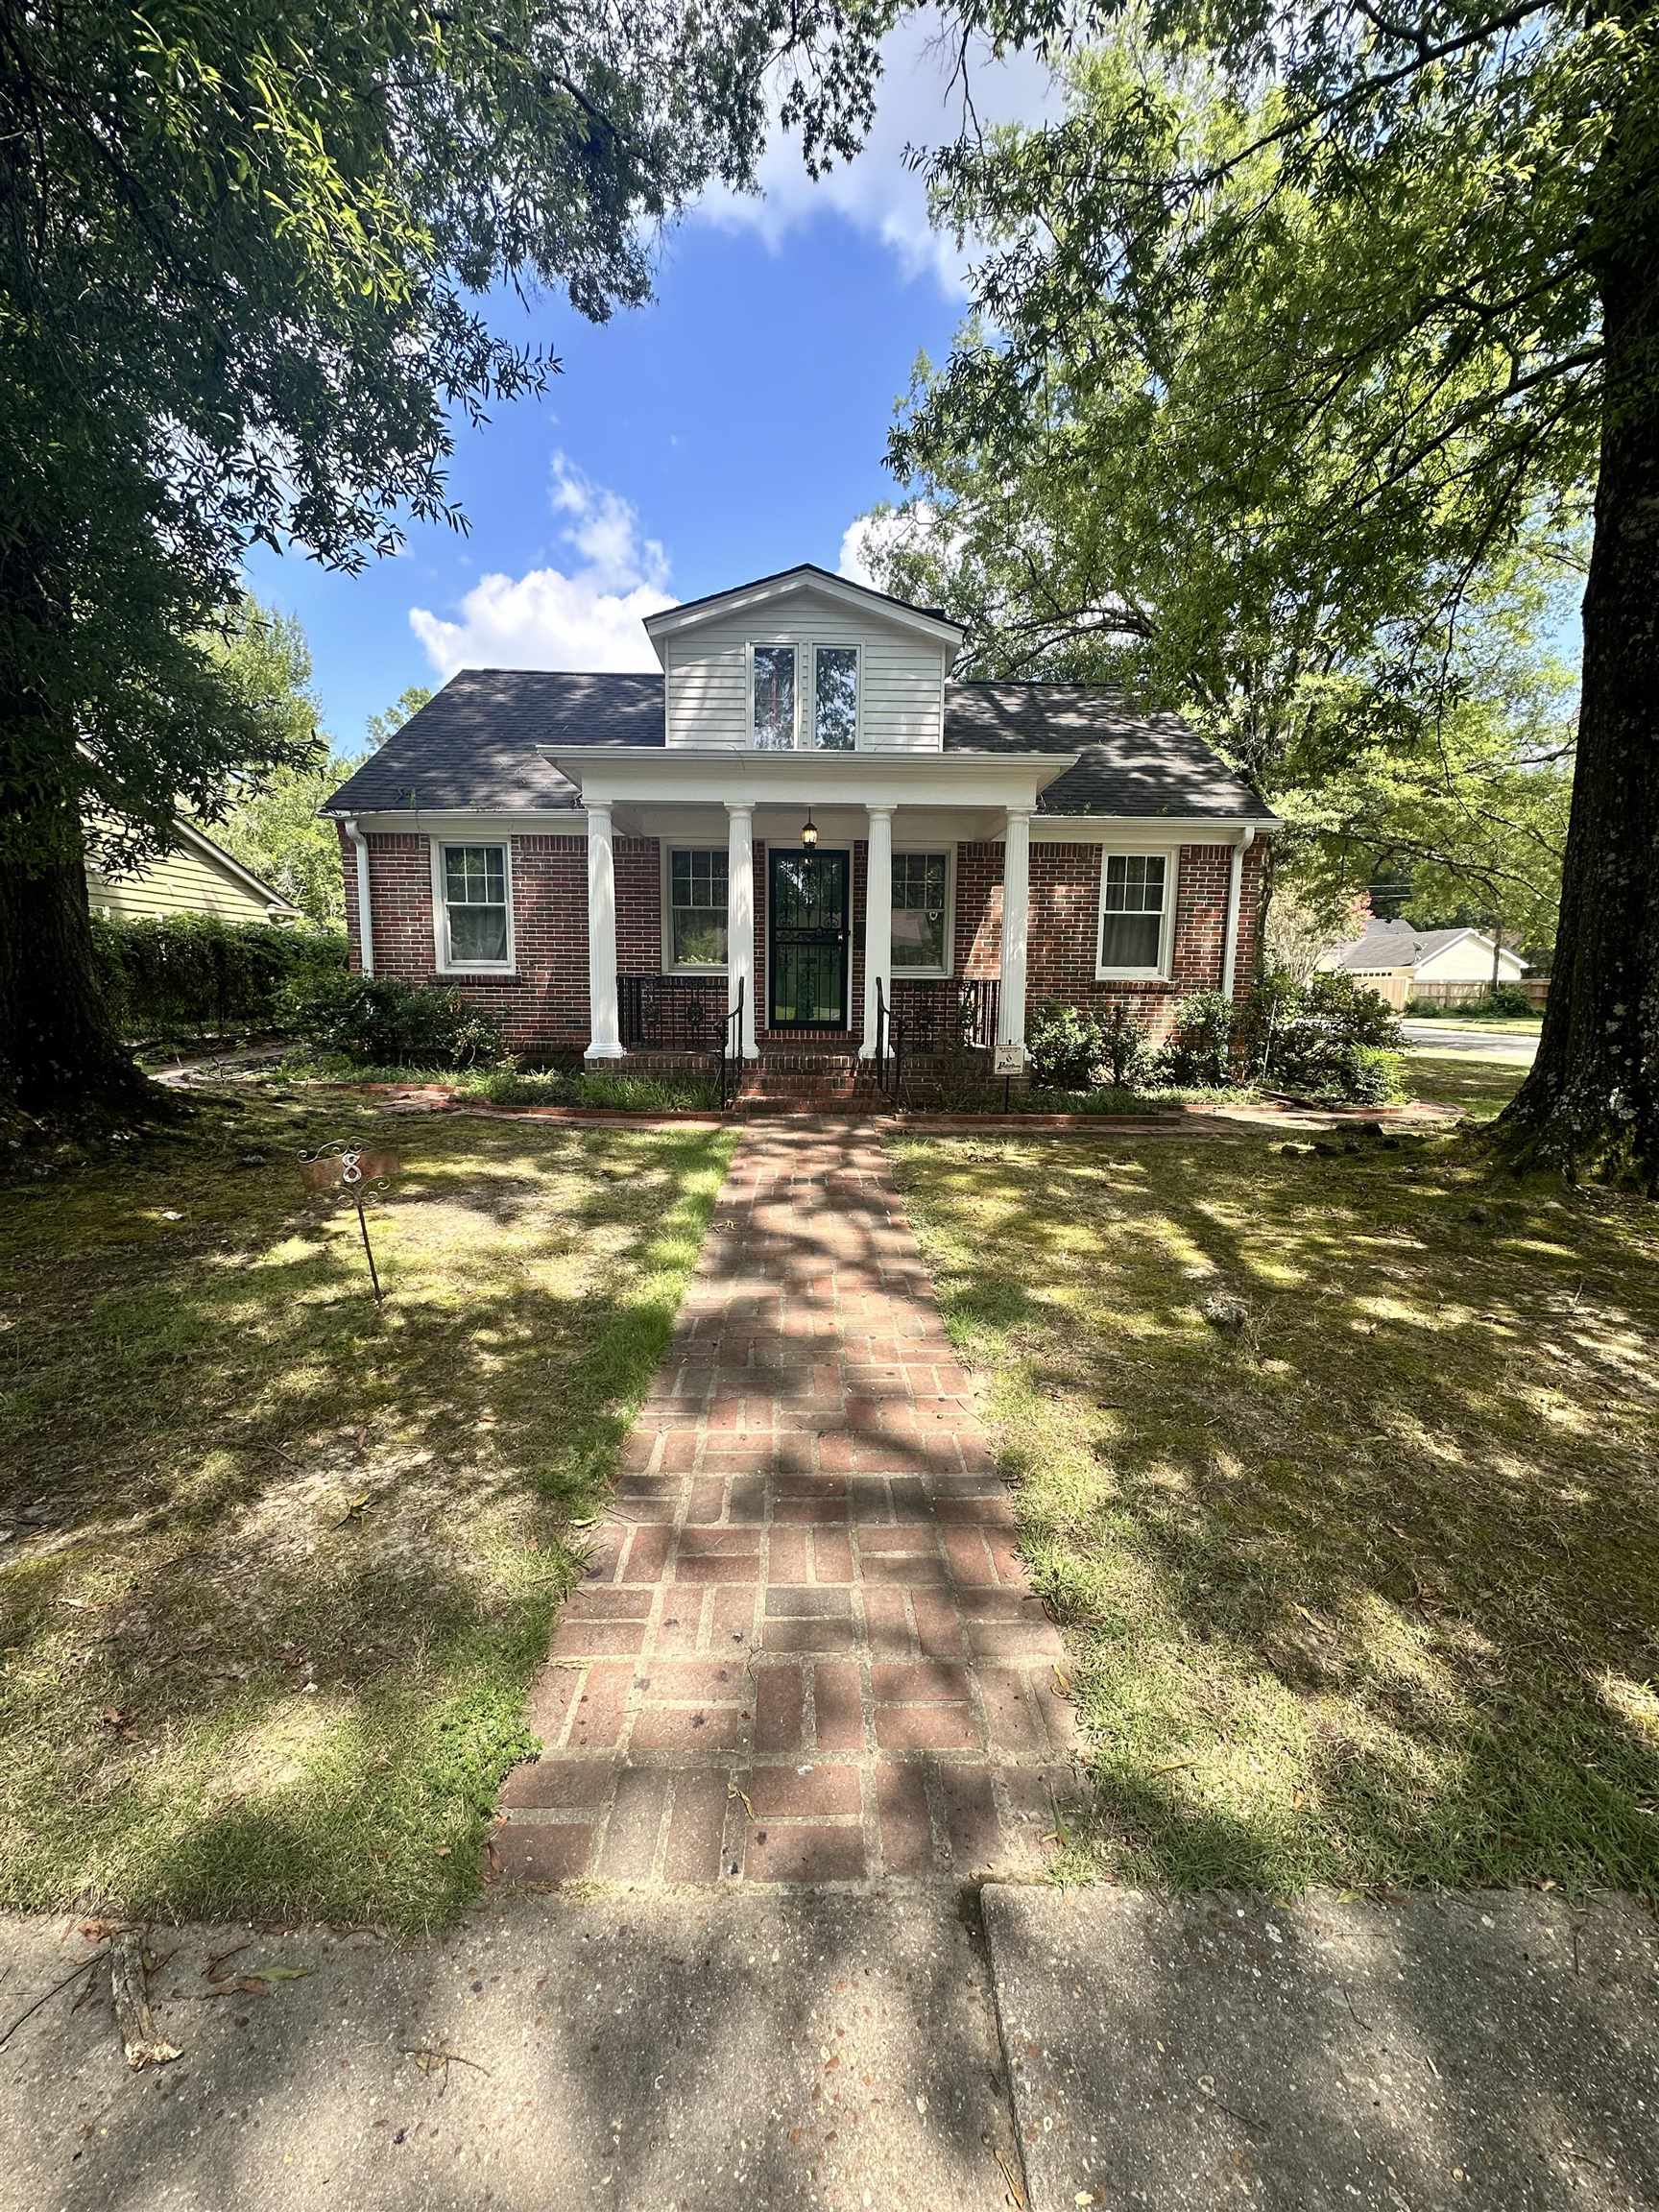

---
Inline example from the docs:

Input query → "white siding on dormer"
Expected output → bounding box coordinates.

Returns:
[661,586,946,752]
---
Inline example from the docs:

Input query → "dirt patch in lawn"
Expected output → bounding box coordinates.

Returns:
[893,1129,1659,1898]
[0,1092,733,1930]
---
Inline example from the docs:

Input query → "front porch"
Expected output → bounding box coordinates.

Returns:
[617,974,1003,1106]
[552,745,1051,1080]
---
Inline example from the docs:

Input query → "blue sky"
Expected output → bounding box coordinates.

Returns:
[245,19,1059,754]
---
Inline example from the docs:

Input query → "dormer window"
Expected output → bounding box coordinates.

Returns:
[749,641,859,749]
[752,644,796,749]
[813,646,858,750]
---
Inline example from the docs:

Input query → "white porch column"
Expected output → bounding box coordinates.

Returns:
[860,804,895,1057]
[584,802,624,1059]
[996,807,1032,1066]
[726,803,758,1057]
[1220,826,1257,999]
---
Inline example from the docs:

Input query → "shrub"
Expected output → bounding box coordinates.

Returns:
[1480,983,1534,1018]
[1026,1004,1105,1090]
[93,913,347,1042]
[1405,996,1444,1017]
[1096,1002,1153,1088]
[278,970,506,1071]
[1240,970,1405,1100]
[1158,989,1234,1088]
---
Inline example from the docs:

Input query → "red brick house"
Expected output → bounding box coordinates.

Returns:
[323,565,1276,1083]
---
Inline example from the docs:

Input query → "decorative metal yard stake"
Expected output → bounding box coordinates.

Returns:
[298,1142,399,1303]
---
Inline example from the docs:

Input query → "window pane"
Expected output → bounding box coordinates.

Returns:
[891,853,948,970]
[753,645,795,749]
[1100,911,1162,971]
[445,845,506,903]
[450,903,508,964]
[813,646,857,751]
[673,909,728,965]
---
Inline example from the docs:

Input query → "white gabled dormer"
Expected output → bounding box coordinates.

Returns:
[643,564,963,754]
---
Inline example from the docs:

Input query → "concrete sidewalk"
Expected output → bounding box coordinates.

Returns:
[3,1887,1656,2210]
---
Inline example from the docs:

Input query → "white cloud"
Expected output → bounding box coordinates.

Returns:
[409,453,678,675]
[838,509,911,589]
[693,11,1063,297]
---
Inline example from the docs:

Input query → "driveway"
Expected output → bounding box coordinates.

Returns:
[1402,1022,1539,1059]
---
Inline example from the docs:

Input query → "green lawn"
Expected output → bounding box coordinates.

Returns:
[1403,1046,1530,1119]
[894,1129,1659,1899]
[0,1094,733,1930]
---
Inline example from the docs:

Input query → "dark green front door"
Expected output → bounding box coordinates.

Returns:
[768,849,850,1029]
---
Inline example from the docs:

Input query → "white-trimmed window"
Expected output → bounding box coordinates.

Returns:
[1097,850,1175,978]
[812,644,858,751]
[891,851,950,975]
[751,644,797,749]
[665,847,729,970]
[434,840,513,972]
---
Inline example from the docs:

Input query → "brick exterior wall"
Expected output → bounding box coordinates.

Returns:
[341,826,1267,1058]
[955,837,1266,1042]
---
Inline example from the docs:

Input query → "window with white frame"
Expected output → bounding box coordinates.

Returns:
[436,841,512,970]
[1097,851,1172,976]
[812,645,858,751]
[666,848,729,968]
[891,852,950,974]
[752,644,796,749]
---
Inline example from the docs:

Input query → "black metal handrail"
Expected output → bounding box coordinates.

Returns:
[874,975,906,1110]
[717,977,744,1113]
[618,974,726,1051]
[889,975,999,1053]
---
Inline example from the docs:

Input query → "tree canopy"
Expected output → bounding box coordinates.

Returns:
[0,0,906,1106]
[876,6,1656,1177]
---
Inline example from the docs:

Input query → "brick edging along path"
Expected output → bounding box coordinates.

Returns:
[488,1123,1083,1888]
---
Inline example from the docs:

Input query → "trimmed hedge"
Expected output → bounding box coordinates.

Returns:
[277,970,505,1070]
[93,913,348,1042]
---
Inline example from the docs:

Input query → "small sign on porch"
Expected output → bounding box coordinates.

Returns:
[298,1142,399,1303]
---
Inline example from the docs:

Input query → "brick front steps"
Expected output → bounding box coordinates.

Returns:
[488,1125,1084,1890]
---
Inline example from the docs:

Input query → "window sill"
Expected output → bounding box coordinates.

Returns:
[1095,971,1173,985]
[438,967,517,980]
[664,966,729,979]
[892,968,952,983]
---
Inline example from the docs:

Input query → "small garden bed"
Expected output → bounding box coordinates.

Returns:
[0,1094,733,1929]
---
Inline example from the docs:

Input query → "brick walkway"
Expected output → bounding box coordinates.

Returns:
[489,1123,1081,1888]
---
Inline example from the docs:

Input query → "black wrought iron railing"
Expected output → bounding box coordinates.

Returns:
[619,974,747,1112]
[618,974,727,1052]
[890,976,999,1054]
[717,978,744,1114]
[875,976,1000,1112]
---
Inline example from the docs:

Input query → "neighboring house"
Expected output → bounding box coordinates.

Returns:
[322,565,1278,1078]
[87,818,300,926]
[1320,917,1529,1006]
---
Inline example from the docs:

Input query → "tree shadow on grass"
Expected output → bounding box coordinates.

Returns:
[894,1129,1659,1900]
[0,1097,733,1930]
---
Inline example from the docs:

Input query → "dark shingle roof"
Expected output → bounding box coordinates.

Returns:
[325,670,664,813]
[944,683,1270,819]
[324,668,1273,824]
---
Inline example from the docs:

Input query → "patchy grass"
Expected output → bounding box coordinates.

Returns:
[0,1094,733,1930]
[1404,1047,1530,1120]
[266,1051,720,1115]
[893,1129,1659,1898]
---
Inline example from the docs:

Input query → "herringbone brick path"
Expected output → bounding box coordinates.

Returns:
[488,1124,1081,1887]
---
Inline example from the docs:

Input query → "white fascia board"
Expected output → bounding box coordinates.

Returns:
[342,808,588,837]
[1030,814,1280,844]
[547,747,1072,811]
[642,571,964,652]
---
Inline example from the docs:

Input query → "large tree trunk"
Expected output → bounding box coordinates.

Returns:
[1496,115,1659,1185]
[0,828,147,1117]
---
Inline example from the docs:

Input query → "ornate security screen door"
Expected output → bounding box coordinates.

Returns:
[768,849,850,1029]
